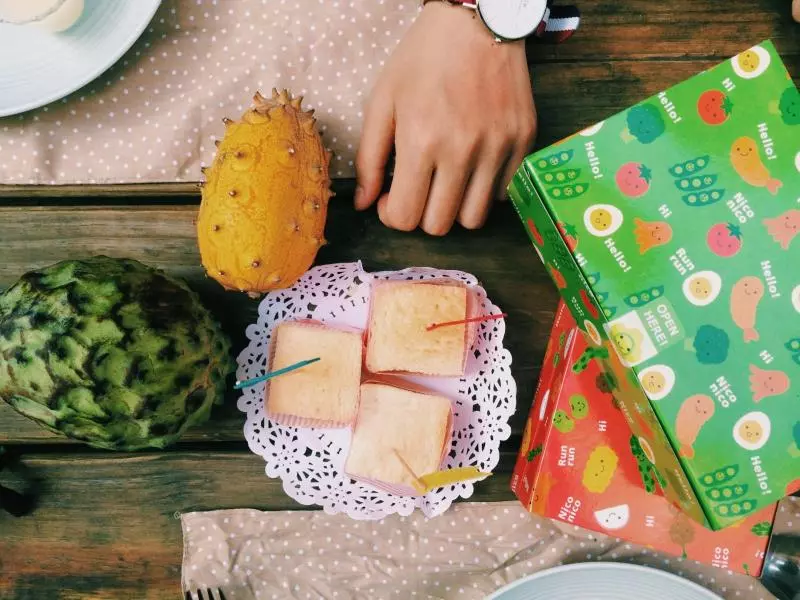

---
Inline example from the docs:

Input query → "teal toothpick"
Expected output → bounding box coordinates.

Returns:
[234,357,321,390]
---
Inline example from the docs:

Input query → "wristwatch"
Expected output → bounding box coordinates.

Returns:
[422,0,580,43]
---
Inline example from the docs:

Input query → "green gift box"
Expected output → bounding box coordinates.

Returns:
[509,40,799,530]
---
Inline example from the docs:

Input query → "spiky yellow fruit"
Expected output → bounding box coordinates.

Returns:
[197,89,333,296]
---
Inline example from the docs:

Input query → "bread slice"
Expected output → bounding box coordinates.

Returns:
[345,382,452,493]
[266,321,363,427]
[366,281,468,376]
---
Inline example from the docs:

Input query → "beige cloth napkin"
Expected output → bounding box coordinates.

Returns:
[0,0,418,185]
[181,501,780,599]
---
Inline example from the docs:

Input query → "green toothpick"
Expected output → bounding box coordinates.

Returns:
[234,357,321,390]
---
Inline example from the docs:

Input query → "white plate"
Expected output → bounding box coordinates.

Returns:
[0,0,161,117]
[488,563,723,600]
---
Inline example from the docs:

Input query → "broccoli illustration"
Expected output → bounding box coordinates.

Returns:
[778,86,800,126]
[595,371,618,395]
[622,104,666,144]
[751,521,772,537]
[685,324,730,364]
[790,421,800,458]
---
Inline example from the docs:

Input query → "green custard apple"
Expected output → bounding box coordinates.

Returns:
[0,256,234,451]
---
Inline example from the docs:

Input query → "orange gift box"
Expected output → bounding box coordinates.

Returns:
[511,301,777,576]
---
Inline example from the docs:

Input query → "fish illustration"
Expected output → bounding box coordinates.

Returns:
[676,394,715,459]
[730,276,764,342]
[633,218,673,254]
[764,209,800,250]
[730,136,783,195]
[749,364,791,402]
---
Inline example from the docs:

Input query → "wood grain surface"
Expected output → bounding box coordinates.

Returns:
[0,199,559,444]
[0,450,515,600]
[1,1,798,598]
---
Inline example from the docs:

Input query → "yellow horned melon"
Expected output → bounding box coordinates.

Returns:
[197,89,333,296]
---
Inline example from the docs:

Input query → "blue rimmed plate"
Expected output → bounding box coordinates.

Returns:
[0,0,161,117]
[488,563,723,600]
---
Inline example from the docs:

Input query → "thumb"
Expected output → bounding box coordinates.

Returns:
[355,93,395,211]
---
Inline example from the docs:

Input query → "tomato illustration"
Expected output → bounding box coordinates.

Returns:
[548,264,567,289]
[706,222,743,257]
[615,162,652,198]
[697,90,733,125]
[580,289,600,319]
[557,221,579,251]
[527,218,544,246]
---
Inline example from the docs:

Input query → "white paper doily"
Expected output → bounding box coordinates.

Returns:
[236,261,516,520]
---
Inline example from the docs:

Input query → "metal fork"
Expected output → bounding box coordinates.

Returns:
[184,589,227,600]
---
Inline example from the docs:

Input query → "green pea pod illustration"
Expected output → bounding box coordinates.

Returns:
[534,149,574,172]
[541,168,582,185]
[668,155,711,177]
[705,483,749,501]
[674,174,718,191]
[681,189,726,207]
[586,272,601,286]
[713,498,757,518]
[624,286,665,307]
[785,338,800,353]
[700,464,739,486]
[549,183,589,199]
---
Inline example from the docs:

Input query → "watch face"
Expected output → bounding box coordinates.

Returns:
[476,0,547,41]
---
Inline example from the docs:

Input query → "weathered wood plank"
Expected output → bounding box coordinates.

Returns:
[0,450,515,600]
[531,0,800,62]
[0,200,554,444]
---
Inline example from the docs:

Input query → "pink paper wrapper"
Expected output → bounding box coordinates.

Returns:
[344,375,455,497]
[364,279,481,378]
[264,319,365,429]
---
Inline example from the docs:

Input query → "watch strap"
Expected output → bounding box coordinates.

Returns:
[536,4,580,44]
[425,0,580,43]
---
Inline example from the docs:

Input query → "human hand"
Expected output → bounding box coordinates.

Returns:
[793,0,800,23]
[354,1,537,235]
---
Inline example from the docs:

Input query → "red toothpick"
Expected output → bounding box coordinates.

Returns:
[426,313,508,332]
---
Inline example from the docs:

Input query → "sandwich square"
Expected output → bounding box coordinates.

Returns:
[345,382,452,493]
[266,321,363,427]
[366,281,469,376]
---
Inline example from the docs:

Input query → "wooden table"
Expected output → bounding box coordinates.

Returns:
[1,3,798,598]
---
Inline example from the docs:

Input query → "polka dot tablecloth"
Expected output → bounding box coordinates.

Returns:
[180,500,784,599]
[0,0,419,186]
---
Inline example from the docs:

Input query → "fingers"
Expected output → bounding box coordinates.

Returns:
[377,143,434,232]
[420,164,471,236]
[355,92,395,211]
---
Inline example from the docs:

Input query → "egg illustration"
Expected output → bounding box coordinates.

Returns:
[580,122,605,137]
[638,364,676,401]
[732,411,772,451]
[638,437,656,465]
[584,204,624,237]
[793,284,800,314]
[682,270,723,306]
[731,45,771,79]
[594,504,630,531]
[795,151,800,174]
[584,320,602,346]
